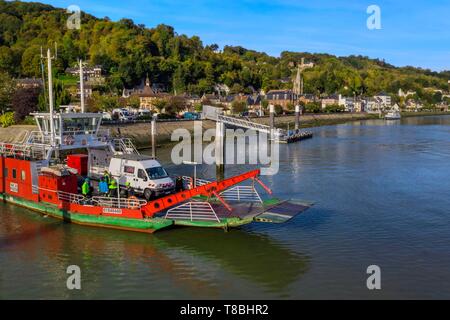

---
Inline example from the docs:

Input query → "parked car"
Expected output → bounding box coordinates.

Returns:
[183,112,200,120]
[112,108,135,122]
[102,112,112,121]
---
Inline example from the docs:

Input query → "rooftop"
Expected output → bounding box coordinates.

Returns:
[113,154,156,161]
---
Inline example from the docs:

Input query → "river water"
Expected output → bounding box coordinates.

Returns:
[1,115,450,299]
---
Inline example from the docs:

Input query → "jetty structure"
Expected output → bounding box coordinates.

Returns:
[0,47,312,233]
[202,105,313,143]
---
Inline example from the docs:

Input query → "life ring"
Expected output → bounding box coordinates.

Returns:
[64,135,75,145]
[127,196,140,210]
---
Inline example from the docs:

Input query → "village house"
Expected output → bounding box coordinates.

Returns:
[76,83,93,99]
[374,92,392,107]
[298,94,317,105]
[321,94,340,109]
[213,84,230,96]
[435,102,449,112]
[201,93,237,109]
[201,93,221,105]
[180,93,202,108]
[265,89,297,109]
[16,78,43,89]
[133,76,169,110]
[66,65,104,83]
[121,75,171,110]
[122,76,167,98]
[364,97,386,113]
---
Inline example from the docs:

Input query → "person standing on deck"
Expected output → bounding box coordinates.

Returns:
[108,179,118,198]
[103,170,111,186]
[82,178,92,198]
[98,177,109,196]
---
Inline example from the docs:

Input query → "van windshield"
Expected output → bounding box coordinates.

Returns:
[146,167,169,180]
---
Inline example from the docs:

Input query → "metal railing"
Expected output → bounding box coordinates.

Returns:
[217,115,272,133]
[219,185,263,203]
[26,131,53,145]
[112,138,140,155]
[31,186,86,204]
[58,191,86,204]
[0,142,49,160]
[181,176,211,188]
[165,201,220,222]
[91,196,147,209]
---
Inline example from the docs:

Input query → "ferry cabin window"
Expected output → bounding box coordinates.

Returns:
[137,169,147,181]
[21,170,26,181]
[12,169,16,179]
[146,167,168,180]
[124,166,135,174]
[62,118,98,134]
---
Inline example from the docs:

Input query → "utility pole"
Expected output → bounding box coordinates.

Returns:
[151,115,157,159]
[269,104,275,140]
[215,121,225,181]
[295,104,300,130]
[79,59,85,113]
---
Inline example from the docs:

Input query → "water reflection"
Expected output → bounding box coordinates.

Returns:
[0,204,309,299]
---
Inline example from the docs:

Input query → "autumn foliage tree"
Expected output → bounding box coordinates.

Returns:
[11,87,40,122]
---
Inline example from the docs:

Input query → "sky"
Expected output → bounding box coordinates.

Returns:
[26,0,450,71]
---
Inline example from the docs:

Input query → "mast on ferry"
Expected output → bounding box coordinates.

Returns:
[46,48,55,147]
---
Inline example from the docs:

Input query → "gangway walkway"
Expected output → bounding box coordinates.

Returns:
[202,105,312,142]
[217,114,285,137]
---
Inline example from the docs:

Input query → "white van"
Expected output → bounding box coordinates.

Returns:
[112,108,135,122]
[108,154,175,200]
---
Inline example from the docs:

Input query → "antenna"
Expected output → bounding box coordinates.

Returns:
[39,46,48,109]
[41,46,57,146]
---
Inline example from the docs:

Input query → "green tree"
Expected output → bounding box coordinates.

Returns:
[165,96,186,115]
[305,102,321,113]
[152,98,168,113]
[0,71,15,113]
[53,81,71,107]
[231,100,247,114]
[12,87,40,122]
[127,95,140,109]
[274,104,283,115]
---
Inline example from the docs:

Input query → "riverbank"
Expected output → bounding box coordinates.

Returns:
[0,111,448,149]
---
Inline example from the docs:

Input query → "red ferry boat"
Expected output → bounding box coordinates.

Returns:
[0,53,311,234]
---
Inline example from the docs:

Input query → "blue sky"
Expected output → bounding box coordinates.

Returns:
[29,0,450,71]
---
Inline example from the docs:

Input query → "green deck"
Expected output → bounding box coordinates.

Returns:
[172,216,254,229]
[1,194,173,233]
[169,197,310,229]
[2,193,312,233]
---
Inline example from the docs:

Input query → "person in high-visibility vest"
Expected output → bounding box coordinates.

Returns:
[81,178,92,197]
[108,179,118,198]
[103,170,111,186]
